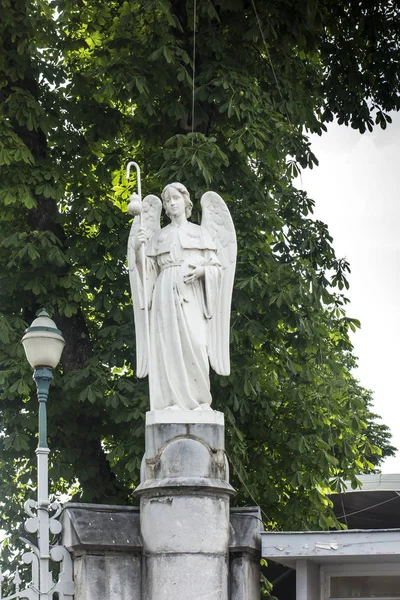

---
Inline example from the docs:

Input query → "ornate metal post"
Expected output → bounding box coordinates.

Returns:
[0,310,74,600]
[34,366,53,600]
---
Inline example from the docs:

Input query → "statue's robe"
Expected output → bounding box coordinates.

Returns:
[139,221,221,409]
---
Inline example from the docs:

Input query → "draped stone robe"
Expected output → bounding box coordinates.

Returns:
[137,221,221,410]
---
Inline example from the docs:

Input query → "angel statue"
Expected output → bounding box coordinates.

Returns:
[127,181,237,411]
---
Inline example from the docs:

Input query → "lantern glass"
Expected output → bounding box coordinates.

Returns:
[21,311,65,369]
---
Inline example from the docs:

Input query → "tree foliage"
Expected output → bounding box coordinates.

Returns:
[0,0,398,543]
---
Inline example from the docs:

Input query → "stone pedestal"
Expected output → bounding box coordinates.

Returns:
[135,410,235,600]
[61,411,262,600]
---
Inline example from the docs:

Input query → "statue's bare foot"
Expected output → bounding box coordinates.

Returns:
[193,404,212,411]
[165,404,180,410]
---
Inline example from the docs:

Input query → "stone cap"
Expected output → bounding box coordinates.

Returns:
[230,507,263,554]
[61,503,142,554]
[61,503,263,557]
[146,410,224,426]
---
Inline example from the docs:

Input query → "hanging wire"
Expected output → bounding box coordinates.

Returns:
[191,0,197,138]
[250,0,285,109]
[339,493,349,528]
[336,492,400,522]
[226,450,272,525]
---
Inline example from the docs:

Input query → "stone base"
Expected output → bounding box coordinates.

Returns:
[61,411,262,600]
[138,411,229,488]
[61,504,262,600]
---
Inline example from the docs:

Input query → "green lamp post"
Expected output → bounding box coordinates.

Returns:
[0,309,75,600]
[21,309,65,456]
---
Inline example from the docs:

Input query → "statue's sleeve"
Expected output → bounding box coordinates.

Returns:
[135,247,158,310]
[203,252,222,319]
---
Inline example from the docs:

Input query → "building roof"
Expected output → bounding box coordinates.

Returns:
[261,528,400,568]
[330,473,400,529]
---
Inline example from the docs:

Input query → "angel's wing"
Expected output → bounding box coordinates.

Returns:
[127,194,162,377]
[201,191,237,376]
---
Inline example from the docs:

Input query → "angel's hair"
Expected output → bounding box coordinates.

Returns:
[161,182,193,219]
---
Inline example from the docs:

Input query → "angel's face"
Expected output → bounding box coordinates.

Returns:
[164,188,186,219]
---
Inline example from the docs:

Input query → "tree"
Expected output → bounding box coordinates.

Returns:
[0,0,398,544]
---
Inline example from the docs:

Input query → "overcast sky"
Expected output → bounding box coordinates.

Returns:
[299,112,400,474]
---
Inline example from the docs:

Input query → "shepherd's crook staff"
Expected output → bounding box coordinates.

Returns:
[126,162,152,400]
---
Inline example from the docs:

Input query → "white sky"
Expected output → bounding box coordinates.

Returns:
[299,112,400,474]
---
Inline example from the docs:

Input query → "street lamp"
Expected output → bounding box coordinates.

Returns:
[21,309,66,370]
[0,310,74,600]
[21,309,65,476]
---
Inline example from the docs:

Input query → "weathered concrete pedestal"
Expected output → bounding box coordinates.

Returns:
[61,410,262,599]
[136,410,234,600]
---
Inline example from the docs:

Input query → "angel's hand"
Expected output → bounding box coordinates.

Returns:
[184,264,205,285]
[135,227,147,251]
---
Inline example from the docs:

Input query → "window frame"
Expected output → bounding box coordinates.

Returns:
[321,562,400,600]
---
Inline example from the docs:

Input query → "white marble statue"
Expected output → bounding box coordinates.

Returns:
[127,182,237,411]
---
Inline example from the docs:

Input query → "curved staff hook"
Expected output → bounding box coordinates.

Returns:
[126,161,142,202]
[126,161,152,400]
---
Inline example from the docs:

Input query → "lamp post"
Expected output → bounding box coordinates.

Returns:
[0,310,74,600]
